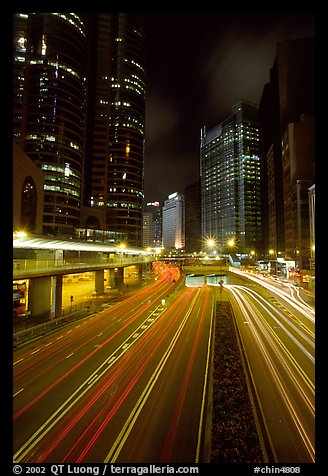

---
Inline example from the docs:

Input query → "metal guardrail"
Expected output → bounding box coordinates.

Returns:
[13,301,105,347]
[13,314,79,347]
[13,276,182,348]
[13,256,156,278]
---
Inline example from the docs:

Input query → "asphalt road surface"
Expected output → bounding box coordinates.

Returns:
[13,273,215,463]
[226,269,315,463]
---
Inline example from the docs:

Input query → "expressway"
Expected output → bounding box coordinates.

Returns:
[13,271,215,463]
[225,270,315,463]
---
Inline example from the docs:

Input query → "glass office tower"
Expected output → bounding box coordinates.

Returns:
[162,192,185,252]
[13,13,87,236]
[200,100,262,253]
[87,13,146,247]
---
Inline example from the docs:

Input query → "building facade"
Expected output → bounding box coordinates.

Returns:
[184,180,201,253]
[142,212,153,248]
[281,115,315,269]
[87,13,146,247]
[13,13,146,246]
[308,184,315,270]
[200,100,261,254]
[162,193,185,252]
[145,201,162,248]
[13,142,44,234]
[13,13,87,236]
[258,38,315,260]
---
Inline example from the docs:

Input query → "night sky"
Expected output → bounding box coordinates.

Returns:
[143,12,315,205]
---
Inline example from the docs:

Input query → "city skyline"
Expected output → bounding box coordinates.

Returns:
[143,12,315,204]
[12,12,315,264]
[10,12,317,467]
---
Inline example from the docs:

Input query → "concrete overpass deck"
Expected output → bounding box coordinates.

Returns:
[13,234,157,279]
[13,234,157,319]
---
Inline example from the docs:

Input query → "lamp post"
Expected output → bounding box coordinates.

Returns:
[118,243,126,262]
[226,238,236,267]
[269,249,276,275]
[227,238,235,253]
[205,237,217,258]
[207,238,215,255]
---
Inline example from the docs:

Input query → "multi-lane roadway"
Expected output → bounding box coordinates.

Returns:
[226,269,315,463]
[13,266,315,464]
[13,271,215,463]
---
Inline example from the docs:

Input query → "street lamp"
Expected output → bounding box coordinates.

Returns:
[250,250,256,263]
[205,237,217,255]
[14,230,27,238]
[269,249,276,275]
[118,243,126,262]
[227,238,236,254]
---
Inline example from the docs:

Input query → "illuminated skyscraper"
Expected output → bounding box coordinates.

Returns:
[162,192,185,251]
[13,13,146,245]
[142,212,153,248]
[200,100,262,253]
[87,14,146,247]
[13,13,87,236]
[146,201,162,248]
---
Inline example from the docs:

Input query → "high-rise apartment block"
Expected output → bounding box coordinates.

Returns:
[200,100,261,254]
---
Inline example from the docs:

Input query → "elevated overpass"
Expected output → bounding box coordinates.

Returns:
[13,235,155,279]
[13,234,158,319]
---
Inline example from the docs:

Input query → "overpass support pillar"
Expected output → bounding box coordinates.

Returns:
[108,267,124,289]
[51,275,63,318]
[137,263,143,281]
[117,267,124,291]
[109,269,116,288]
[28,276,51,319]
[95,270,104,295]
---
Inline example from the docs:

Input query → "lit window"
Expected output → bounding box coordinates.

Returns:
[41,34,47,56]
[64,163,70,177]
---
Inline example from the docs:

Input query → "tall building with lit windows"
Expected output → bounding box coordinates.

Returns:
[200,100,262,253]
[86,13,146,247]
[162,192,185,252]
[145,201,162,248]
[13,13,146,245]
[13,13,87,236]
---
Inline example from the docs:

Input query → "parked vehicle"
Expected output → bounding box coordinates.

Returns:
[63,272,90,283]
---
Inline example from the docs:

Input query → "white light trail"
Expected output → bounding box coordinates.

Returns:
[229,268,315,322]
[227,285,315,461]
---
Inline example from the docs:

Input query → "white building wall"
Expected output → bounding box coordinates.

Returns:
[162,193,185,251]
